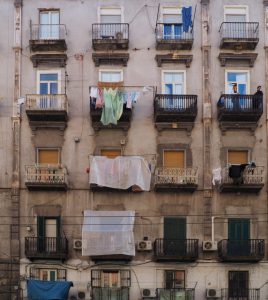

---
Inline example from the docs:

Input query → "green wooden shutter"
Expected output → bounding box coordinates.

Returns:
[37,216,45,237]
[164,217,186,240]
[228,219,250,240]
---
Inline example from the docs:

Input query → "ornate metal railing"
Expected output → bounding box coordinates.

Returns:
[156,288,195,300]
[25,165,68,185]
[156,23,193,41]
[154,239,199,260]
[221,288,260,300]
[26,94,68,111]
[155,167,198,185]
[154,94,197,112]
[92,23,129,40]
[92,287,129,300]
[218,239,265,261]
[221,166,264,185]
[30,24,67,40]
[217,94,263,113]
[25,237,68,259]
[219,22,259,40]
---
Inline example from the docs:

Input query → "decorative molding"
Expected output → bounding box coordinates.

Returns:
[92,53,129,67]
[218,52,258,67]
[30,54,67,67]
[155,54,193,67]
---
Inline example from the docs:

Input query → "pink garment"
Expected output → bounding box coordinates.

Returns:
[96,88,104,108]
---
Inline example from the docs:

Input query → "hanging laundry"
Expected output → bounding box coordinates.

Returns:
[212,168,222,185]
[96,88,104,108]
[182,6,192,32]
[90,87,98,98]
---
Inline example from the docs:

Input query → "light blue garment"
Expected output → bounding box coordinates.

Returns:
[182,7,192,32]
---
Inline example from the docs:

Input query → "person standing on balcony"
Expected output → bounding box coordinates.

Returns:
[253,86,263,109]
[231,83,240,110]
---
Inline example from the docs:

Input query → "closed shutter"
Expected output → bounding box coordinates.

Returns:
[228,150,248,165]
[228,219,250,240]
[101,149,121,159]
[38,149,59,164]
[164,150,184,168]
[164,217,186,240]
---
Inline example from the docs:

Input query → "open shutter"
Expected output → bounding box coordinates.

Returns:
[91,270,102,287]
[120,270,131,287]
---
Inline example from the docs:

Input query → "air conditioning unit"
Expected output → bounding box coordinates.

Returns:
[137,240,152,251]
[203,240,217,251]
[73,239,82,250]
[206,288,221,298]
[141,288,156,298]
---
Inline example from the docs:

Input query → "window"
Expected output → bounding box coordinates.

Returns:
[37,71,61,95]
[39,10,60,39]
[162,71,185,95]
[224,6,248,22]
[228,271,249,298]
[37,148,60,165]
[162,7,182,39]
[165,270,185,289]
[226,71,249,95]
[101,149,121,158]
[30,267,66,281]
[100,8,122,23]
[91,270,131,288]
[99,70,123,82]
[228,150,248,165]
[163,150,185,168]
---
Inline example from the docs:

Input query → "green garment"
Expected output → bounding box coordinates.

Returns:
[100,88,123,125]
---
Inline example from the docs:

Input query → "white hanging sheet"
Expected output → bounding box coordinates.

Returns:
[82,210,135,256]
[89,156,151,191]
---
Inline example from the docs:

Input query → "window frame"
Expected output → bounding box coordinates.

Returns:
[99,69,123,82]
[224,5,249,22]
[225,70,250,94]
[164,270,185,289]
[39,9,60,25]
[98,7,124,23]
[36,147,61,165]
[37,70,61,94]
[161,70,186,95]
[30,267,66,281]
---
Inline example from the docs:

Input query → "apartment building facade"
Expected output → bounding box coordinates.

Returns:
[1,0,268,299]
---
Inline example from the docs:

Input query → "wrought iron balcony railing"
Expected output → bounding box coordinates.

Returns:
[156,288,195,300]
[30,24,67,40]
[92,287,129,300]
[155,94,197,113]
[154,239,199,261]
[155,167,198,185]
[221,166,264,185]
[92,23,129,40]
[218,239,265,262]
[25,237,68,260]
[25,165,68,190]
[221,288,260,300]
[219,22,259,40]
[156,23,193,41]
[26,94,68,111]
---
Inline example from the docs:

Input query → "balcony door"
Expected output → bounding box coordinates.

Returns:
[224,6,248,39]
[37,71,61,108]
[228,219,250,257]
[228,271,249,299]
[162,7,182,40]
[164,217,186,256]
[37,216,61,253]
[99,8,122,39]
[39,10,60,39]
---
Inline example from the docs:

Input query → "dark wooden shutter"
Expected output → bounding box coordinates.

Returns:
[228,219,250,240]
[164,217,186,240]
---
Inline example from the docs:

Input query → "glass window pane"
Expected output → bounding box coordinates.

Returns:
[50,82,58,94]
[164,73,173,83]
[227,84,234,93]
[40,12,49,25]
[174,84,183,94]
[227,73,237,82]
[40,83,48,95]
[40,74,58,81]
[173,73,183,82]
[51,12,59,24]
[165,84,173,94]
[236,73,247,83]
[238,84,246,94]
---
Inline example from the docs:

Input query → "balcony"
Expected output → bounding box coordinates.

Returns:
[217,94,263,132]
[25,165,68,191]
[154,94,197,131]
[92,288,129,300]
[154,167,198,192]
[156,288,195,300]
[25,94,68,130]
[219,22,259,50]
[155,23,193,50]
[92,23,129,50]
[90,101,132,131]
[218,239,264,262]
[219,166,264,193]
[221,288,260,300]
[29,24,67,52]
[25,237,68,260]
[154,239,199,262]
